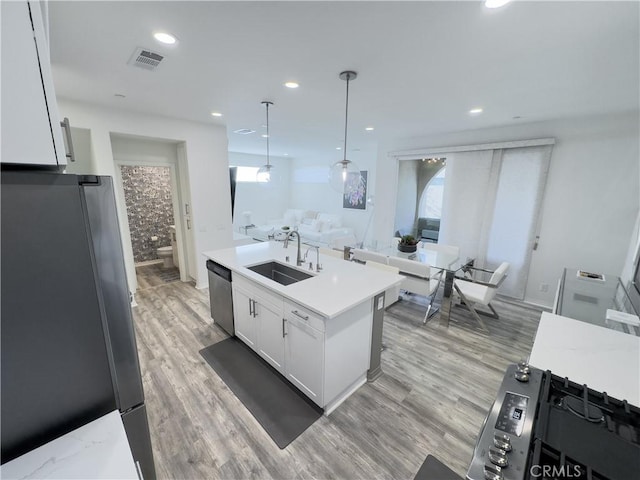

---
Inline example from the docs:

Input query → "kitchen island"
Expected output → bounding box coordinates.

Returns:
[203,241,404,414]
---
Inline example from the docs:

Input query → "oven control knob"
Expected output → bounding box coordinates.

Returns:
[515,370,530,382]
[489,447,509,468]
[517,360,531,372]
[494,433,512,452]
[483,463,503,480]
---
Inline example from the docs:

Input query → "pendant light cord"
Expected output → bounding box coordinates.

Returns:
[343,74,350,163]
[266,102,271,167]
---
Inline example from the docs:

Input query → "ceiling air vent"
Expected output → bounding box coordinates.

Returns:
[128,47,165,71]
[233,129,256,135]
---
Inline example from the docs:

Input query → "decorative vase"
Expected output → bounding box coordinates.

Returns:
[398,243,417,253]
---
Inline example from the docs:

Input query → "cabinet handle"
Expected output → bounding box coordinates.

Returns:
[282,318,287,337]
[59,117,75,162]
[248,298,253,317]
[291,310,309,321]
[252,299,258,317]
[135,460,144,480]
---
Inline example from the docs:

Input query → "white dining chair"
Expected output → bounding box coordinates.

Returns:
[352,248,388,265]
[318,246,344,259]
[329,234,357,251]
[421,242,460,258]
[387,256,444,323]
[365,260,402,307]
[453,262,510,331]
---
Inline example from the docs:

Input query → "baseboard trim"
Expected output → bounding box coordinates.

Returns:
[135,259,163,267]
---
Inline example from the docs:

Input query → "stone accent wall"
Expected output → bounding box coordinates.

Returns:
[120,165,174,263]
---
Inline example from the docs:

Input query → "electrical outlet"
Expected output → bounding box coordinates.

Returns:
[539,283,549,293]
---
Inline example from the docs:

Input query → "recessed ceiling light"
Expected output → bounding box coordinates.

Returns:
[211,112,223,117]
[336,147,342,150]
[365,127,374,131]
[469,108,483,115]
[153,32,177,45]
[261,134,269,138]
[484,0,511,8]
[233,129,256,135]
[284,82,299,89]
[283,153,289,156]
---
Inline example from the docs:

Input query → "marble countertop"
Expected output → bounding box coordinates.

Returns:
[203,241,404,318]
[1,410,139,480]
[530,312,640,406]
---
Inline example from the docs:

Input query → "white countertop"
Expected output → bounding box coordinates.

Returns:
[1,410,139,480]
[530,312,640,406]
[204,242,404,318]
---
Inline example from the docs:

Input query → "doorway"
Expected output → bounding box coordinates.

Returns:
[119,164,181,289]
[110,134,194,293]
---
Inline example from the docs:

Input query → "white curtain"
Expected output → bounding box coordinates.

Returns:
[439,145,552,299]
[439,150,499,264]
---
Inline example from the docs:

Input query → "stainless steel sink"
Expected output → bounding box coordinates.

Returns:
[246,261,314,286]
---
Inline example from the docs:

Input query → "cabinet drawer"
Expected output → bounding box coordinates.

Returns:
[284,300,325,333]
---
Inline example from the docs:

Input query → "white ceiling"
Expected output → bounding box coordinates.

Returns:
[48,1,639,160]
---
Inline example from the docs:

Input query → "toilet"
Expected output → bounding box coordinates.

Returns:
[157,246,174,268]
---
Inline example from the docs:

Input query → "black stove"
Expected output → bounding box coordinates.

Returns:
[467,363,640,480]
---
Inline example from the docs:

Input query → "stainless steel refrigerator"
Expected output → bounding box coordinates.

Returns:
[1,171,156,479]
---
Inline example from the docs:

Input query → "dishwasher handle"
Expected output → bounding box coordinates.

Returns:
[207,260,232,282]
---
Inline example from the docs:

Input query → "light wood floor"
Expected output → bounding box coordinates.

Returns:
[135,263,181,290]
[132,277,543,480]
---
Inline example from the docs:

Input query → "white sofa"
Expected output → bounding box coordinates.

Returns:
[254,209,356,246]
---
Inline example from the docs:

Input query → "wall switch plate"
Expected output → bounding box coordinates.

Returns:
[377,296,385,310]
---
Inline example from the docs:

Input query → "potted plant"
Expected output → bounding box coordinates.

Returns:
[398,234,418,253]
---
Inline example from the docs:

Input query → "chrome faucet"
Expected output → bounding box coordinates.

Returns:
[284,231,303,266]
[305,245,322,272]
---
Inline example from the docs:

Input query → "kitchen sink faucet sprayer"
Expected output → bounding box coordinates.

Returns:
[283,231,303,266]
[304,245,322,272]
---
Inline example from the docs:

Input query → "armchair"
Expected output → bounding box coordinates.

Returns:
[453,262,510,331]
[387,256,444,323]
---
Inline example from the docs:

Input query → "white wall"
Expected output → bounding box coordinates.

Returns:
[374,111,640,308]
[229,151,291,230]
[65,127,92,174]
[58,98,232,290]
[289,148,377,245]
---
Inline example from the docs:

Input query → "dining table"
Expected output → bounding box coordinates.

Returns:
[373,242,471,326]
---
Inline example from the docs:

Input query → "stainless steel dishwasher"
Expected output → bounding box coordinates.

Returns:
[207,260,234,336]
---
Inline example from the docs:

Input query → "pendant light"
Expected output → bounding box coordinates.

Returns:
[256,101,274,183]
[329,71,362,193]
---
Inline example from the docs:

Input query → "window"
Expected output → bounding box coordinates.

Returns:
[230,166,268,183]
[419,166,445,219]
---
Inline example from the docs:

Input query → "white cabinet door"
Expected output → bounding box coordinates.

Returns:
[231,285,258,350]
[1,1,65,166]
[284,315,324,406]
[255,299,285,374]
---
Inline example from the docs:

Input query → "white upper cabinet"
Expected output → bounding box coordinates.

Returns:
[1,1,66,167]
